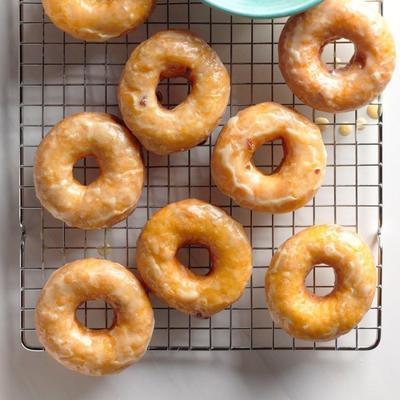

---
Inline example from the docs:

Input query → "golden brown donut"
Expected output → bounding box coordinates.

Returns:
[35,259,154,376]
[279,0,396,113]
[265,225,377,341]
[42,0,155,42]
[119,30,230,155]
[211,103,327,214]
[136,199,252,318]
[34,113,144,229]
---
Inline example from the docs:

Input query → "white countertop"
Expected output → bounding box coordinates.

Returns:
[1,1,399,399]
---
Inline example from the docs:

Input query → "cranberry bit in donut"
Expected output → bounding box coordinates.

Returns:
[194,312,208,319]
[247,137,256,151]
[139,96,147,107]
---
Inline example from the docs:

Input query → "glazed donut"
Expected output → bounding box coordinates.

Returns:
[34,113,144,229]
[35,259,154,376]
[265,225,377,341]
[279,0,396,113]
[211,103,326,214]
[42,0,155,42]
[136,199,252,317]
[119,30,230,155]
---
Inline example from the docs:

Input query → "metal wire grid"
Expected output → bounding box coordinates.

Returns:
[19,0,383,351]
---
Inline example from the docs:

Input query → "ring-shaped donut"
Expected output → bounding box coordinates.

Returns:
[34,113,144,229]
[136,199,252,317]
[119,30,230,155]
[42,0,155,42]
[279,0,396,113]
[265,225,377,341]
[211,103,327,214]
[35,259,154,376]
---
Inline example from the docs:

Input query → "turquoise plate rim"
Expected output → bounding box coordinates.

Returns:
[201,0,323,19]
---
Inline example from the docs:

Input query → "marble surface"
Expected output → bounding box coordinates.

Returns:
[1,1,399,399]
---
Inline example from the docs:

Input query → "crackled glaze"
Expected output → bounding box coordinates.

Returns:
[136,199,252,317]
[279,0,395,112]
[211,103,326,214]
[35,259,154,376]
[265,225,377,341]
[119,30,230,155]
[42,0,155,41]
[34,113,144,229]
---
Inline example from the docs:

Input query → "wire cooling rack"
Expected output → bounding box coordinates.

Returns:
[19,0,383,351]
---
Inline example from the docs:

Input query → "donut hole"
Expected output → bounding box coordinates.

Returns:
[75,300,116,330]
[176,244,211,276]
[252,139,285,176]
[320,39,359,72]
[305,265,336,297]
[73,156,100,185]
[156,65,192,110]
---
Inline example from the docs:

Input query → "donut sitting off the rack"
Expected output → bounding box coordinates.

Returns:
[34,113,144,229]
[119,30,230,155]
[279,0,396,113]
[265,225,377,341]
[136,199,252,318]
[35,259,154,376]
[42,0,155,42]
[211,103,326,214]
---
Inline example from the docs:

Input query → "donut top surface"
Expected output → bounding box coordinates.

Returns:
[266,224,377,341]
[279,0,396,112]
[35,259,154,376]
[136,199,253,317]
[34,112,144,229]
[42,0,156,41]
[119,30,230,155]
[212,103,327,213]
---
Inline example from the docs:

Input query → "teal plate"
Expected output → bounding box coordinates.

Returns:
[201,0,323,19]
